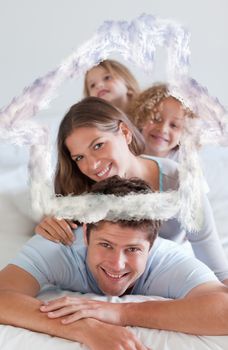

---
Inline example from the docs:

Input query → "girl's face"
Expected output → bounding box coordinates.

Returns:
[86,66,129,111]
[141,97,185,157]
[65,125,132,182]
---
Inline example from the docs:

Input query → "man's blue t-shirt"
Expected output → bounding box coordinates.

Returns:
[11,229,218,299]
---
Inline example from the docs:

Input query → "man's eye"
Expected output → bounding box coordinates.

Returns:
[100,243,111,248]
[94,142,103,150]
[127,247,140,253]
[74,155,83,162]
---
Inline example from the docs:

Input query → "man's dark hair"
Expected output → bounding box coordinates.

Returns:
[86,175,161,247]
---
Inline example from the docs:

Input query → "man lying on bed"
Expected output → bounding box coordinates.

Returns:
[0,176,228,350]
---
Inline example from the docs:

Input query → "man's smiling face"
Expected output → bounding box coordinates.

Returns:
[84,221,151,296]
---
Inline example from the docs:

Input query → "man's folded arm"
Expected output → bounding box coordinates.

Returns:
[0,264,147,349]
[0,264,40,295]
[121,281,228,335]
[0,264,89,342]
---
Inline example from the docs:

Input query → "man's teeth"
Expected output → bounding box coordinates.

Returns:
[105,270,125,279]
[97,165,110,177]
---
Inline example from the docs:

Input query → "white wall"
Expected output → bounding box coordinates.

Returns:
[0,0,227,120]
[0,0,228,267]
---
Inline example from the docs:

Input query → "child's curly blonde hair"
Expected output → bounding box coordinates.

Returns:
[129,83,196,130]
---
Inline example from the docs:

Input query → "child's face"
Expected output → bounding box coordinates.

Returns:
[86,66,129,111]
[141,97,185,157]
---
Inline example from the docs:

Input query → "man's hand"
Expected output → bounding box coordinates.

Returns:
[40,296,125,325]
[41,299,152,349]
[83,319,151,350]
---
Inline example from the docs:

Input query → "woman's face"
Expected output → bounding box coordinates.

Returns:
[65,125,132,182]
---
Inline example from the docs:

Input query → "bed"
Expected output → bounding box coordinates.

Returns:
[0,290,228,350]
[0,112,228,349]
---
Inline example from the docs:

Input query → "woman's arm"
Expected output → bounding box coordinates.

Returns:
[157,157,228,284]
[187,193,228,284]
[35,216,77,245]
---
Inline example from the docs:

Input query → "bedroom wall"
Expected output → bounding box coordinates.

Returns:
[0,0,227,117]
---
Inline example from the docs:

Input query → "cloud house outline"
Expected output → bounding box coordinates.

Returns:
[0,14,227,231]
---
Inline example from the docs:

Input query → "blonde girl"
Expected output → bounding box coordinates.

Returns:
[129,83,195,161]
[84,59,140,113]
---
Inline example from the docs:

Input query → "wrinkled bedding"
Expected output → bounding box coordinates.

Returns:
[1,289,228,350]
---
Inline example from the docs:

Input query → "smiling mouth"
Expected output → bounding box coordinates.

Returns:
[151,134,169,143]
[101,267,129,281]
[96,164,111,178]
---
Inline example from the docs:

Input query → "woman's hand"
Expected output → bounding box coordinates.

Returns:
[35,216,77,245]
[40,296,125,326]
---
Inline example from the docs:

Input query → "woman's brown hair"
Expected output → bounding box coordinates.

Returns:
[55,97,145,196]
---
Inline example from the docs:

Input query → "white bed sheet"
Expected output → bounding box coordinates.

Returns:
[0,289,228,350]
